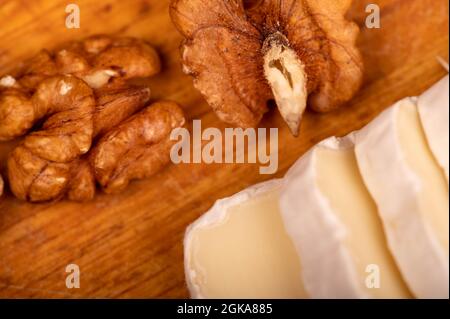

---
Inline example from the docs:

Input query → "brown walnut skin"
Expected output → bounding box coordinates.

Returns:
[170,0,363,135]
[6,75,96,202]
[0,35,163,202]
[7,85,151,202]
[91,101,186,194]
[18,35,161,92]
[66,157,96,202]
[63,101,186,200]
[0,35,161,142]
[66,85,154,201]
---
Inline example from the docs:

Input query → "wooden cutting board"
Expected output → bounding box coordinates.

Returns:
[0,0,448,298]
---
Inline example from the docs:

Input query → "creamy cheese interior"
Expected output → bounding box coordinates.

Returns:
[188,188,307,298]
[398,103,449,254]
[316,147,412,298]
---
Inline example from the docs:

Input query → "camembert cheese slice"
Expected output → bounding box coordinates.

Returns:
[280,137,411,298]
[417,75,449,183]
[184,179,308,299]
[355,98,449,298]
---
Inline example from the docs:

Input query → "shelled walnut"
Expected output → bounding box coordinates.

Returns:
[170,0,363,135]
[0,35,161,141]
[44,100,186,202]
[91,100,186,194]
[6,84,153,202]
[0,35,185,202]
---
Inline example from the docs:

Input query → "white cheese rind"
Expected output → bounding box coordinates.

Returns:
[280,136,368,298]
[355,98,449,298]
[417,75,449,182]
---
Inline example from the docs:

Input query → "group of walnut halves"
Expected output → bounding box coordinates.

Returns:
[0,35,186,202]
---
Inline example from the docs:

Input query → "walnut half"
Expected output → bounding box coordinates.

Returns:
[170,0,363,136]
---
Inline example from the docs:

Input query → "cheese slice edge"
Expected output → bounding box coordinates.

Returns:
[355,98,449,298]
[417,75,449,183]
[184,179,308,299]
[280,137,411,298]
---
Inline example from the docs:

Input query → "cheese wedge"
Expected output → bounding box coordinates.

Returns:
[280,137,411,298]
[184,179,308,299]
[355,98,449,298]
[417,75,449,183]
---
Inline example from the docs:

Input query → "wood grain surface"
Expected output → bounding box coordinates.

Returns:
[0,0,448,298]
